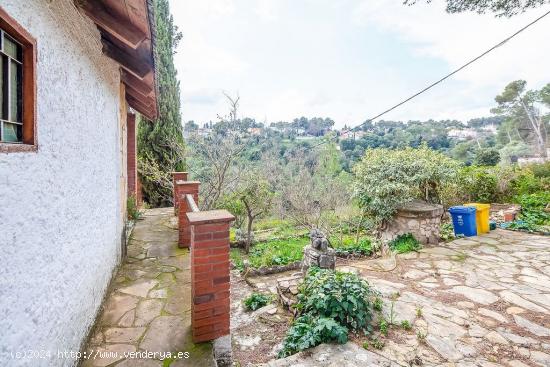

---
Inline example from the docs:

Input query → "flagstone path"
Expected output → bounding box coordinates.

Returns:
[245,229,550,367]
[82,208,215,367]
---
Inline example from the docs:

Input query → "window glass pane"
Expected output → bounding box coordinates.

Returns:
[3,122,21,142]
[10,60,21,122]
[0,56,3,120]
[1,55,6,121]
[3,34,21,61]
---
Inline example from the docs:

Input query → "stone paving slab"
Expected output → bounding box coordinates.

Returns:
[82,208,215,367]
[345,229,550,367]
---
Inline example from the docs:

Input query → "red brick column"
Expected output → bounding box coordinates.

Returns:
[172,172,188,212]
[176,181,200,248]
[188,210,235,343]
[127,113,137,199]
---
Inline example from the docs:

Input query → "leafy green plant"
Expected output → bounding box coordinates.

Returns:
[333,237,373,257]
[379,319,389,336]
[416,307,423,317]
[371,338,385,350]
[248,237,308,267]
[388,233,422,254]
[277,315,348,358]
[127,195,143,220]
[231,236,309,271]
[507,192,550,232]
[439,222,455,242]
[230,249,245,271]
[400,320,412,330]
[417,330,427,343]
[278,267,381,358]
[243,293,272,311]
[296,267,379,332]
[373,297,383,312]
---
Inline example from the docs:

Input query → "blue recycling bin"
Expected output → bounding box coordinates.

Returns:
[448,206,477,237]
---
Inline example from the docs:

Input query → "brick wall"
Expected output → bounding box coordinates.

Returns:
[127,112,137,199]
[172,171,188,211]
[187,211,234,343]
[174,177,234,343]
[174,180,200,248]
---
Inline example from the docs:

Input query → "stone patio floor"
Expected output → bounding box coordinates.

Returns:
[244,229,550,367]
[82,208,215,367]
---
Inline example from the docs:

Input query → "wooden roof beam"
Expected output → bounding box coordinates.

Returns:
[127,93,156,119]
[79,1,146,49]
[121,70,153,96]
[102,39,152,79]
[126,87,155,107]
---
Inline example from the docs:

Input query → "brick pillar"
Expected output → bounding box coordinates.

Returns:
[172,172,189,212]
[175,181,200,248]
[127,113,137,199]
[188,210,235,343]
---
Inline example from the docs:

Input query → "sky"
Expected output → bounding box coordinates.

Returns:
[169,0,550,128]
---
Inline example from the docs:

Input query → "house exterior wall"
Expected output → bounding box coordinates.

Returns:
[0,1,125,366]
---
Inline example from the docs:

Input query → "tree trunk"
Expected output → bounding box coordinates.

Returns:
[245,213,253,254]
[519,98,545,156]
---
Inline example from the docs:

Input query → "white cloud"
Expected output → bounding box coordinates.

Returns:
[352,0,550,89]
[255,0,279,22]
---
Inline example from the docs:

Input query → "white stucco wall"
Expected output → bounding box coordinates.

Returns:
[0,1,124,366]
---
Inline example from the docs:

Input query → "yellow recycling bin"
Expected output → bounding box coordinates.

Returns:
[464,203,490,234]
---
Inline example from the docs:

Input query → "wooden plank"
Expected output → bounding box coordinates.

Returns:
[80,1,146,49]
[126,93,156,119]
[124,0,150,35]
[125,83,154,103]
[121,69,153,96]
[102,38,152,79]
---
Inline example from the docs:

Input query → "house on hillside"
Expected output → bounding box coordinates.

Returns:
[0,1,159,365]
[448,128,478,140]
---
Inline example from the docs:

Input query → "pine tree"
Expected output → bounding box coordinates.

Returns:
[137,0,185,207]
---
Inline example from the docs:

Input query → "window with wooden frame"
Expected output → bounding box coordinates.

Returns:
[0,7,36,152]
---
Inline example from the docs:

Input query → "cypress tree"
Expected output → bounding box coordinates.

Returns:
[137,0,185,207]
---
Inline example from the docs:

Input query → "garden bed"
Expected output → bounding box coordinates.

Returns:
[230,233,376,274]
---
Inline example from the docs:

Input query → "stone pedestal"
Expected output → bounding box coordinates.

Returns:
[381,200,444,245]
[301,229,336,271]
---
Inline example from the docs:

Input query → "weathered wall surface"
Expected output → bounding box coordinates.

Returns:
[0,1,123,366]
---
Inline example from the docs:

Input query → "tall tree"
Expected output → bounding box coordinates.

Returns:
[404,0,549,17]
[492,80,548,157]
[137,0,185,207]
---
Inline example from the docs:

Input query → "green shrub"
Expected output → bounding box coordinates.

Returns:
[529,162,550,178]
[278,267,380,358]
[243,293,272,311]
[353,145,460,226]
[277,315,348,358]
[460,166,498,203]
[473,148,500,166]
[297,268,379,332]
[389,233,422,253]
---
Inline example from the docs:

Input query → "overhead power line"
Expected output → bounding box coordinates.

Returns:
[311,9,550,149]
